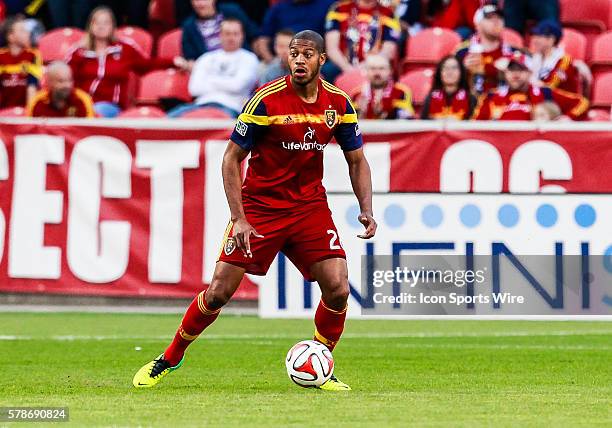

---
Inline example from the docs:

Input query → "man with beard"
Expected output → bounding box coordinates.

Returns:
[473,52,589,121]
[352,54,414,119]
[133,30,377,391]
[26,61,94,118]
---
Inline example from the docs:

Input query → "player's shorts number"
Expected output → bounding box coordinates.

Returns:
[327,230,342,250]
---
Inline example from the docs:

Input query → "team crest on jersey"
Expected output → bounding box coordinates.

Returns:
[224,237,236,255]
[324,110,337,128]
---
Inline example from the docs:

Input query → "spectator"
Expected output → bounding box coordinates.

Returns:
[421,54,476,120]
[456,3,521,95]
[181,0,258,61]
[424,0,480,39]
[66,6,189,117]
[532,101,562,121]
[324,0,400,83]
[473,52,589,120]
[169,18,259,118]
[352,54,414,119]
[0,15,41,109]
[529,19,584,94]
[218,0,268,24]
[259,28,293,84]
[26,61,94,117]
[254,0,334,63]
[503,0,559,34]
[46,0,94,29]
[395,0,422,33]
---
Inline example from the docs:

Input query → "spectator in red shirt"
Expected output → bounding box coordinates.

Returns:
[66,6,189,117]
[455,3,521,95]
[424,0,481,39]
[0,15,41,109]
[352,54,414,119]
[324,0,401,82]
[473,52,589,121]
[27,61,95,118]
[529,19,587,95]
[421,54,477,120]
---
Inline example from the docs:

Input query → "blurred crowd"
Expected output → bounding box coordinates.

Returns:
[0,0,602,121]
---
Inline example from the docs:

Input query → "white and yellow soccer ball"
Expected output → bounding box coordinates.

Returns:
[285,340,334,388]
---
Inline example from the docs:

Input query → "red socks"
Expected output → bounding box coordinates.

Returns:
[164,291,220,366]
[313,299,347,352]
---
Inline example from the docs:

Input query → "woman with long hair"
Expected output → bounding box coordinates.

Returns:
[66,6,189,117]
[421,54,477,120]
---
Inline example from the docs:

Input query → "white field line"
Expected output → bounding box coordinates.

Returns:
[0,330,610,341]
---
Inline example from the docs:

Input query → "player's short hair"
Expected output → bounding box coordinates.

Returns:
[290,30,325,54]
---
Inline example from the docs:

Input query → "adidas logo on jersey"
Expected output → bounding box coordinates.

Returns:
[284,116,294,124]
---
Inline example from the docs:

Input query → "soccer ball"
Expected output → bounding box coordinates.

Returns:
[285,340,334,388]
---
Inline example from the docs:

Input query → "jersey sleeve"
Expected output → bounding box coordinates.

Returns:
[230,98,269,151]
[334,98,363,152]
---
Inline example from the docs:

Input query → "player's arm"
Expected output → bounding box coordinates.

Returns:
[335,98,377,239]
[344,148,377,239]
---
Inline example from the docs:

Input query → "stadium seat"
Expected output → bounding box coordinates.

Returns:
[587,108,611,121]
[137,69,191,104]
[0,106,25,117]
[404,28,461,72]
[502,28,524,48]
[157,29,183,60]
[179,107,233,119]
[118,106,167,118]
[38,27,85,63]
[559,28,588,61]
[589,31,612,73]
[560,0,610,32]
[116,26,153,58]
[398,68,434,106]
[334,68,367,95]
[591,72,612,107]
[148,0,176,38]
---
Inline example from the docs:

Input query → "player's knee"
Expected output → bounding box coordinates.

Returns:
[323,279,349,310]
[205,281,233,309]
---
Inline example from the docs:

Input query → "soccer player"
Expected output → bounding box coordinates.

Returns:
[133,30,377,391]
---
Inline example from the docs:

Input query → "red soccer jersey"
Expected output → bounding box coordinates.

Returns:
[229,76,362,210]
[421,88,476,120]
[473,84,589,120]
[532,50,580,94]
[325,0,401,64]
[65,40,173,108]
[352,81,414,119]
[0,47,42,108]
[26,88,95,118]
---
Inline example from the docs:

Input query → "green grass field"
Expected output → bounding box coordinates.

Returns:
[0,313,611,427]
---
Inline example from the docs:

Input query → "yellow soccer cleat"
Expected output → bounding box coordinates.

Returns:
[319,374,352,391]
[132,354,184,388]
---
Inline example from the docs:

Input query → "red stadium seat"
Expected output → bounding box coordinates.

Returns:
[334,68,367,95]
[404,28,461,72]
[587,108,611,121]
[399,68,434,106]
[137,69,191,104]
[38,27,85,63]
[502,28,524,48]
[559,28,588,61]
[590,31,612,73]
[116,26,153,58]
[157,29,183,60]
[560,0,610,32]
[0,106,25,117]
[118,106,167,118]
[179,107,233,119]
[591,72,612,107]
[148,0,176,38]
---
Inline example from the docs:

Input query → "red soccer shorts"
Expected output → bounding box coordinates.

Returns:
[217,202,346,281]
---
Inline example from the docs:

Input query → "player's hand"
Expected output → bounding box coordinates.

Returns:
[233,218,264,258]
[357,213,377,239]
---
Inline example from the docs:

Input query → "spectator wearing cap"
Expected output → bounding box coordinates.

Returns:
[529,19,585,94]
[351,54,414,120]
[421,54,477,120]
[455,2,521,95]
[324,0,401,83]
[254,0,335,64]
[473,52,589,121]
[26,61,94,118]
[503,0,559,34]
[181,0,259,62]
